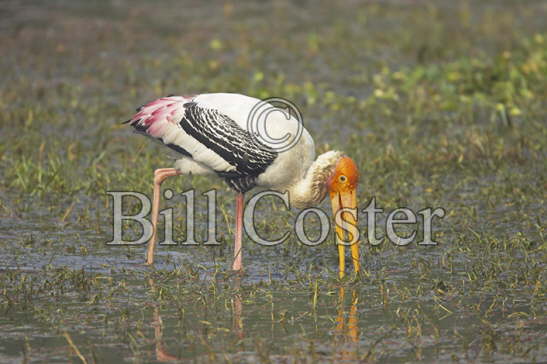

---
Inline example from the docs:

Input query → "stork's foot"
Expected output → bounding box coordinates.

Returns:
[229,268,245,278]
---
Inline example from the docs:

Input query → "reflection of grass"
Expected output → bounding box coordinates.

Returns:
[0,1,545,362]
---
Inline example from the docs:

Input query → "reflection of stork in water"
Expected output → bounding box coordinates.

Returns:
[147,279,361,362]
[148,278,179,362]
[231,278,244,340]
[334,287,360,361]
[148,277,244,362]
[152,306,180,362]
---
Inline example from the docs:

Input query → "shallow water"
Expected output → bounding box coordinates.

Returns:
[1,0,546,363]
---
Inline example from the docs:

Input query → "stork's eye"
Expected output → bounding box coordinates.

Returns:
[339,175,347,183]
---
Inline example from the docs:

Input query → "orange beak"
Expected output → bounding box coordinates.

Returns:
[330,187,360,278]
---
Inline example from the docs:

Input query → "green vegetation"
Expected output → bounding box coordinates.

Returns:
[0,1,545,362]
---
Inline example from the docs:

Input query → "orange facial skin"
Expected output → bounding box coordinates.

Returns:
[327,156,359,194]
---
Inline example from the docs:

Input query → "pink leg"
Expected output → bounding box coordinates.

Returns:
[146,168,181,265]
[231,193,245,272]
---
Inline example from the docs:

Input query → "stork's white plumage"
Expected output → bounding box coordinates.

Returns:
[125,93,360,277]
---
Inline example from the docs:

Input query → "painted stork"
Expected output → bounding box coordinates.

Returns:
[124,93,360,278]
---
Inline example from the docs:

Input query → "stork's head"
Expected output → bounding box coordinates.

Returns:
[326,155,360,278]
[288,151,360,278]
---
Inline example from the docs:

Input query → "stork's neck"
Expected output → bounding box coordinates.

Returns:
[288,151,343,208]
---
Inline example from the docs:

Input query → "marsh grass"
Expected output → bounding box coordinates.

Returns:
[0,0,545,363]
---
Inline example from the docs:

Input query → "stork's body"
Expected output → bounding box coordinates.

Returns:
[125,93,360,277]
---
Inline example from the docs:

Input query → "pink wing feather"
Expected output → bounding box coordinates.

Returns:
[125,95,194,138]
